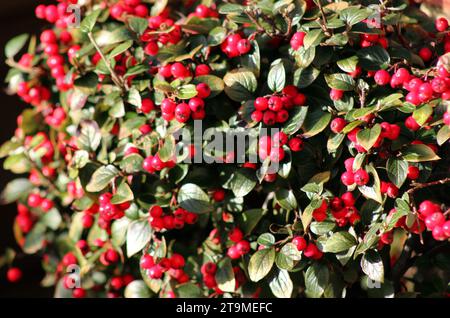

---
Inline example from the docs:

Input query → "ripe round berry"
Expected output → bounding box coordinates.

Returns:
[236,240,251,255]
[292,236,307,251]
[196,83,211,99]
[268,96,283,112]
[330,88,344,101]
[174,103,191,123]
[290,32,306,50]
[6,267,22,283]
[425,212,445,230]
[228,228,244,243]
[148,265,163,279]
[237,39,251,55]
[418,47,433,62]
[227,245,241,259]
[262,110,276,126]
[170,254,185,269]
[341,171,355,186]
[144,41,159,56]
[406,166,420,180]
[435,17,449,32]
[341,192,356,207]
[171,62,188,78]
[405,116,420,131]
[195,64,211,76]
[288,137,304,152]
[419,200,441,217]
[254,97,268,111]
[188,97,205,113]
[141,99,155,114]
[374,69,391,86]
[72,288,86,298]
[330,117,347,133]
[354,169,369,186]
[213,189,226,202]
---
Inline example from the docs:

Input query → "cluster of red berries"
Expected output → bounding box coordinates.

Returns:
[252,86,306,126]
[340,162,370,187]
[142,153,176,173]
[418,200,450,241]
[15,203,34,234]
[226,228,251,260]
[16,80,51,107]
[201,261,246,293]
[27,192,54,212]
[107,274,135,297]
[359,33,388,49]
[110,0,149,20]
[220,34,252,58]
[160,95,207,123]
[188,4,219,19]
[291,236,323,260]
[98,193,131,226]
[141,11,183,56]
[329,193,361,227]
[35,1,78,28]
[148,206,198,232]
[140,253,189,283]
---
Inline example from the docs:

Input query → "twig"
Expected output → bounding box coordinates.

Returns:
[87,32,126,92]
[316,0,330,35]
[406,177,450,194]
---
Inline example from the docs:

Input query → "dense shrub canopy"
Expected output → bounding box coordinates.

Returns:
[1,0,450,298]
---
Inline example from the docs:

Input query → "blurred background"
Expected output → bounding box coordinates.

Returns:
[0,0,53,297]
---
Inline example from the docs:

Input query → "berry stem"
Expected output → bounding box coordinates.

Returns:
[87,32,126,92]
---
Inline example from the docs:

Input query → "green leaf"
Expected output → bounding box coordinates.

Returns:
[437,125,450,146]
[269,269,293,298]
[268,60,286,92]
[323,232,357,253]
[275,189,298,210]
[358,163,382,203]
[41,208,62,230]
[23,223,46,254]
[361,250,384,283]
[229,168,257,197]
[111,217,130,247]
[340,7,371,26]
[207,26,227,46]
[178,183,213,213]
[386,158,408,188]
[0,178,33,204]
[257,233,276,247]
[248,248,276,282]
[402,144,440,162]
[324,73,355,91]
[111,181,134,205]
[120,154,144,174]
[282,106,309,135]
[238,209,265,235]
[128,17,148,35]
[357,46,390,71]
[293,66,320,88]
[412,104,433,126]
[77,120,101,152]
[158,135,175,162]
[86,165,120,193]
[175,283,203,298]
[218,3,245,14]
[275,243,302,270]
[336,56,358,73]
[126,219,152,257]
[5,34,28,59]
[304,263,329,298]
[80,9,102,33]
[127,87,142,107]
[303,29,326,49]
[124,280,151,298]
[176,84,198,99]
[215,258,236,293]
[223,68,257,102]
[302,109,332,137]
[356,124,381,150]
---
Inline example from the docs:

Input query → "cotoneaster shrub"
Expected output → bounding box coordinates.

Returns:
[1,0,450,298]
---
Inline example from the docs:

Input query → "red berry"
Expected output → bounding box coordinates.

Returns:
[227,245,241,259]
[354,169,369,186]
[290,32,306,50]
[341,171,355,186]
[330,118,347,133]
[236,240,251,255]
[170,253,185,269]
[237,39,251,54]
[72,288,86,298]
[330,88,344,101]
[406,166,420,180]
[435,17,449,32]
[374,70,391,86]
[228,228,244,243]
[288,137,304,152]
[292,236,307,251]
[254,97,268,111]
[6,268,22,283]
[418,47,433,62]
[196,83,211,99]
